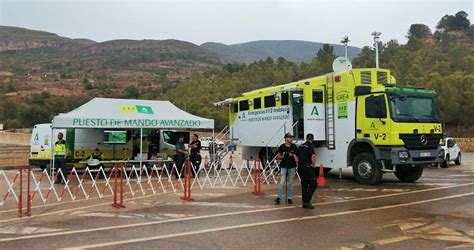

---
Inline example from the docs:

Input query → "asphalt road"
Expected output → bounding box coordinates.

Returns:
[0,154,473,249]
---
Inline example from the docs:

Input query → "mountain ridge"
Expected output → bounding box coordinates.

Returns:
[201,40,361,63]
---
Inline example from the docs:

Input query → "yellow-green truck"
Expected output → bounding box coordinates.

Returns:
[222,67,444,185]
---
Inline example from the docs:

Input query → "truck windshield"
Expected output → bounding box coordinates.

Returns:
[388,92,440,123]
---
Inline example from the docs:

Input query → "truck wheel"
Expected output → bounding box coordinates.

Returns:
[352,153,383,185]
[394,165,423,183]
[455,153,461,165]
[442,155,449,168]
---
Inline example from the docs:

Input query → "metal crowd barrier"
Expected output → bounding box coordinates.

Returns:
[0,158,304,217]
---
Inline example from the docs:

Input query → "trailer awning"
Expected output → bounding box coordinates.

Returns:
[52,98,214,129]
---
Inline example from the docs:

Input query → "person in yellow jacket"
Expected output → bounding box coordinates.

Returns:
[54,132,70,184]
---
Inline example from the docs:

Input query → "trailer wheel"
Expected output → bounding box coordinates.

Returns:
[394,165,423,183]
[352,153,383,185]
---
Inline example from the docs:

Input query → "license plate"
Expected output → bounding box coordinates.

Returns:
[420,152,431,157]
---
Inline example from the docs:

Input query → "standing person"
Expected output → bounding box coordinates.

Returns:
[297,133,317,209]
[189,134,202,177]
[54,132,70,184]
[208,137,218,163]
[274,133,298,205]
[174,136,188,179]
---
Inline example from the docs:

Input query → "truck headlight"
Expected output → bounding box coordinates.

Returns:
[398,151,410,162]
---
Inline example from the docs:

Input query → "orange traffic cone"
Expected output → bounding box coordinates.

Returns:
[317,164,326,187]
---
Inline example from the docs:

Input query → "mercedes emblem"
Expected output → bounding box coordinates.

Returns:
[420,135,428,145]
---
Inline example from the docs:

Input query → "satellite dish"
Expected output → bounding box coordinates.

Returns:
[332,57,352,72]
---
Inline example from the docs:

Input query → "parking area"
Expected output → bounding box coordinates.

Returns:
[0,153,472,249]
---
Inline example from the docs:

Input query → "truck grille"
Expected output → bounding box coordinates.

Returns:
[399,134,442,150]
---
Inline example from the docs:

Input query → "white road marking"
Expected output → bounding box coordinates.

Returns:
[68,211,191,220]
[384,183,453,186]
[420,178,473,181]
[182,193,226,197]
[381,189,410,192]
[374,217,474,247]
[63,192,474,249]
[0,182,472,225]
[0,226,63,235]
[333,188,407,192]
[371,235,414,245]
[0,186,472,244]
[0,192,166,224]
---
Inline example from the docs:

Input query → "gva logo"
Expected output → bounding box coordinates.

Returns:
[120,105,154,115]
[336,91,350,101]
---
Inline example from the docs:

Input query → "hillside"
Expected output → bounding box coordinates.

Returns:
[0,26,227,102]
[201,40,361,63]
[0,26,92,51]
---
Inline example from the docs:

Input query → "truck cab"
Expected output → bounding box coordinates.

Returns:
[352,86,444,184]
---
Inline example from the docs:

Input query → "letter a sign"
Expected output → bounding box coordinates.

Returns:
[311,106,319,116]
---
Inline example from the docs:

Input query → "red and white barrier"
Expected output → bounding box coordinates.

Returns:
[0,159,316,217]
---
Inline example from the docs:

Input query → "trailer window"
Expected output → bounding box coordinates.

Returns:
[232,103,238,113]
[281,92,289,105]
[239,100,249,111]
[312,90,323,103]
[264,95,276,108]
[253,97,261,109]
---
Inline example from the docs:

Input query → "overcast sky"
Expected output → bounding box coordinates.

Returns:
[0,0,472,48]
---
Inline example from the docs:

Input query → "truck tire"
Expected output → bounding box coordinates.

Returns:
[394,165,423,183]
[442,155,449,168]
[352,153,383,185]
[455,153,461,165]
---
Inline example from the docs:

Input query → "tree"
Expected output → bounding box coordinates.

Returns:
[315,44,336,73]
[436,11,471,32]
[124,86,140,99]
[316,44,336,63]
[407,24,432,39]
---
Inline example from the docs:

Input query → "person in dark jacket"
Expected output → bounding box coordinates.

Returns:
[189,134,202,177]
[297,133,317,209]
